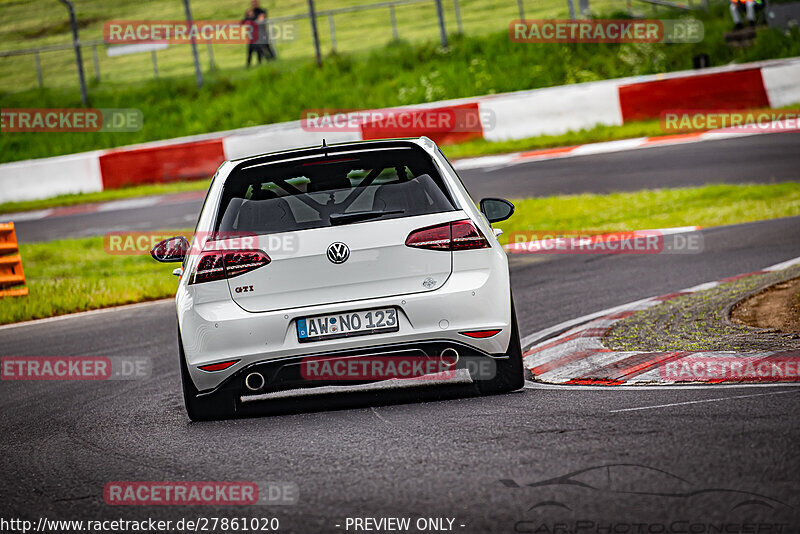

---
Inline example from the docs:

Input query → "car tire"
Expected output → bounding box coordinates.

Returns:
[178,332,237,421]
[476,298,524,395]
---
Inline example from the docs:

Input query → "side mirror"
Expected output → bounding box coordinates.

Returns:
[479,198,515,224]
[151,236,189,263]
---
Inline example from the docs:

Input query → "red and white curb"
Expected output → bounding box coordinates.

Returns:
[522,256,800,386]
[453,122,800,171]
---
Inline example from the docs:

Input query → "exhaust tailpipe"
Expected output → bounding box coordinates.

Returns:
[440,347,459,366]
[245,372,265,392]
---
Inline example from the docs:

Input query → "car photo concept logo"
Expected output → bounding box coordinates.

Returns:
[326,242,350,264]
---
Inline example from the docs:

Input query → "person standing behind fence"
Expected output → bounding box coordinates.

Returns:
[248,0,275,61]
[241,4,274,68]
[241,9,261,68]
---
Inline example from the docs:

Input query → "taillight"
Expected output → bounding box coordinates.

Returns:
[198,359,240,372]
[460,329,502,338]
[451,219,491,250]
[189,249,270,285]
[405,219,490,251]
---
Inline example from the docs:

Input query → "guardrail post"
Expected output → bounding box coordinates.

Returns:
[328,15,337,52]
[92,44,100,82]
[34,49,43,88]
[389,4,399,40]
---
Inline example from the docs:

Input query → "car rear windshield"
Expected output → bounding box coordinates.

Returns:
[215,146,457,235]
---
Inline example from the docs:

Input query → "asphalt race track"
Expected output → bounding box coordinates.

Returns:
[1,139,799,532]
[10,131,800,243]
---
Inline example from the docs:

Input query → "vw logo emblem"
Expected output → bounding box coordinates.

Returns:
[327,242,350,264]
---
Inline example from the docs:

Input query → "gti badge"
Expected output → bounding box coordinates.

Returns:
[327,242,350,264]
[423,277,437,289]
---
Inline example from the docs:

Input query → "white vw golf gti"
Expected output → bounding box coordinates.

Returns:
[152,137,522,420]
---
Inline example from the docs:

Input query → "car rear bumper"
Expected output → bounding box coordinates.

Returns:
[177,262,512,391]
[192,339,504,404]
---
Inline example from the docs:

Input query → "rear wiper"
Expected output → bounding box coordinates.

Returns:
[329,209,404,226]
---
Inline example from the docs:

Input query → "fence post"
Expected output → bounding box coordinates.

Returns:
[34,49,43,88]
[434,0,448,48]
[307,0,323,66]
[152,50,159,78]
[206,41,215,70]
[454,0,463,33]
[328,15,337,52]
[566,0,576,19]
[517,0,525,20]
[389,4,399,40]
[182,0,203,88]
[92,44,100,82]
[58,0,88,106]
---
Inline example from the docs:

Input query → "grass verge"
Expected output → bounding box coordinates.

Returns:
[2,183,800,325]
[0,179,211,215]
[0,236,184,325]
[493,183,800,244]
[604,264,800,352]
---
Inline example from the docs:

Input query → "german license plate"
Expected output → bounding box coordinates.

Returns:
[297,308,398,343]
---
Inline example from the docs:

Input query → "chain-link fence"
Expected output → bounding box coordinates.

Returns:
[0,0,692,94]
